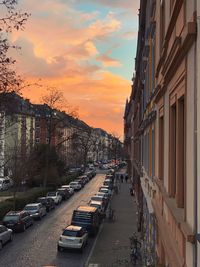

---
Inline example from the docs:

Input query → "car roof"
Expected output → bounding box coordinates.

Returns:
[90,200,102,205]
[65,225,82,231]
[25,203,40,206]
[6,211,24,215]
[77,205,97,212]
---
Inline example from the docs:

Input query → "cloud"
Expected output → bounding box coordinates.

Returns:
[97,54,122,67]
[10,0,137,136]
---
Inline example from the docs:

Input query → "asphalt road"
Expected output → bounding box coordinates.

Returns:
[0,172,106,267]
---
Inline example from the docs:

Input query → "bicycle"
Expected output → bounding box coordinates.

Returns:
[130,246,142,265]
[129,233,142,265]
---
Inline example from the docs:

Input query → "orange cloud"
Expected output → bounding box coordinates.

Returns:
[97,54,122,67]
[11,0,137,137]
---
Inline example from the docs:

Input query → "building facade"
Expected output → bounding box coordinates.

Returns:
[124,0,197,266]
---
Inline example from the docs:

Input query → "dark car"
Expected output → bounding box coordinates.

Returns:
[75,179,85,188]
[71,206,100,236]
[57,188,70,200]
[3,211,33,232]
[37,197,55,212]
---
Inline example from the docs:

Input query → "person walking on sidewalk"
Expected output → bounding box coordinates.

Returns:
[125,173,128,183]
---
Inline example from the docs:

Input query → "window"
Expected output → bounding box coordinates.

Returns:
[169,104,176,197]
[152,128,155,177]
[160,0,165,53]
[169,95,185,208]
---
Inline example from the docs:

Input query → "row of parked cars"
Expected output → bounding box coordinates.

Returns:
[57,170,115,253]
[0,169,97,251]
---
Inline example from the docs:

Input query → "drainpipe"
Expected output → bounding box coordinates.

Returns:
[194,0,198,266]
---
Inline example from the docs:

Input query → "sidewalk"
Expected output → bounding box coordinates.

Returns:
[86,175,139,267]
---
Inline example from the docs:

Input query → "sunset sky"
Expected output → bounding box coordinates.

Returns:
[11,0,139,137]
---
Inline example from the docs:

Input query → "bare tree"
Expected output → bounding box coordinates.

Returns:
[0,0,30,94]
[108,132,123,163]
[41,87,78,187]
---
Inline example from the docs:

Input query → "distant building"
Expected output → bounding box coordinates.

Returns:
[0,92,35,176]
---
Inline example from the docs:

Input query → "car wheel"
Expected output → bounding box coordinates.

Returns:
[57,245,63,252]
[80,245,84,253]
[0,241,2,250]
[22,224,26,232]
[9,234,13,242]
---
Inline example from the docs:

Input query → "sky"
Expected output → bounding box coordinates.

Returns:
[11,0,139,137]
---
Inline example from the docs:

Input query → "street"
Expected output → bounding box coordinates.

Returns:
[0,173,106,267]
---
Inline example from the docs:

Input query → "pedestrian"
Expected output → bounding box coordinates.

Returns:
[125,174,128,183]
[120,174,124,183]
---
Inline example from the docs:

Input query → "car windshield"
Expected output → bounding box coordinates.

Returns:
[62,230,82,237]
[38,198,45,203]
[91,196,103,201]
[25,206,38,211]
[47,192,56,196]
[90,204,100,208]
[3,215,19,222]
[70,182,77,185]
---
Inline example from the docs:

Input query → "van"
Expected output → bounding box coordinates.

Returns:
[71,206,100,236]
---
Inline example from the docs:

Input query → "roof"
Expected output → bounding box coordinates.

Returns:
[25,203,40,207]
[6,211,23,215]
[66,225,82,231]
[90,200,102,205]
[77,205,97,212]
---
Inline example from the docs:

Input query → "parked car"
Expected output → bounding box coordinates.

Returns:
[84,171,93,180]
[103,179,113,190]
[80,175,89,183]
[46,191,62,205]
[61,185,74,195]
[57,225,88,252]
[71,206,100,236]
[24,203,46,220]
[75,178,85,188]
[96,192,109,202]
[0,225,13,250]
[91,195,107,209]
[37,197,55,212]
[89,200,105,218]
[3,211,33,232]
[0,178,13,191]
[69,181,82,191]
[57,188,70,200]
[99,187,111,196]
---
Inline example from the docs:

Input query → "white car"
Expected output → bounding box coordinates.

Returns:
[69,181,82,191]
[99,187,111,196]
[89,200,104,214]
[46,191,62,205]
[58,225,88,252]
[0,225,13,250]
[24,203,46,219]
[61,185,74,195]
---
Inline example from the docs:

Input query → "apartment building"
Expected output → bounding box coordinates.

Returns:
[124,0,197,266]
[0,93,35,175]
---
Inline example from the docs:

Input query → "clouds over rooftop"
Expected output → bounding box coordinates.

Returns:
[12,0,139,136]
